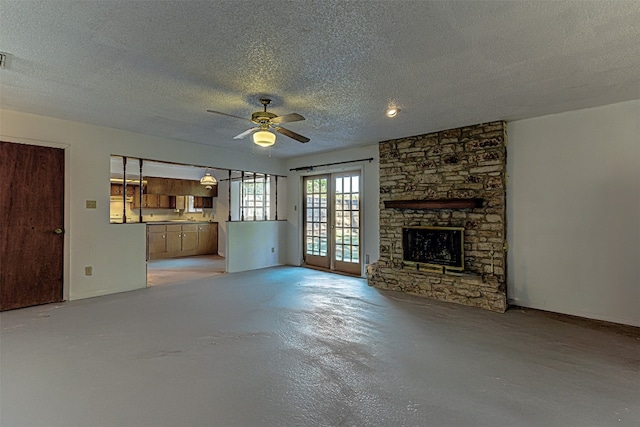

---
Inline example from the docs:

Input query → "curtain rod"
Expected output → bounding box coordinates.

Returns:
[289,157,374,172]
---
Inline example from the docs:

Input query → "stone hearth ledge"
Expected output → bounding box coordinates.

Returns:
[367,263,506,312]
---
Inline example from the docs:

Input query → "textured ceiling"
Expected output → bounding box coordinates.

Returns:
[1,0,639,158]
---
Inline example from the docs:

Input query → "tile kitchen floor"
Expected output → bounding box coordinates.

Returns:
[147,254,225,286]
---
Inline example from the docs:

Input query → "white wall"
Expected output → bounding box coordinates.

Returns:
[0,109,286,300]
[285,145,380,276]
[226,221,288,273]
[507,100,640,326]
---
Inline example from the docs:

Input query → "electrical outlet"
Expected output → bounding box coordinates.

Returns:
[271,247,275,253]
[86,200,97,209]
[85,266,93,276]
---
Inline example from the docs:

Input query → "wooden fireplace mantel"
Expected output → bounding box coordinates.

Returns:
[384,198,484,209]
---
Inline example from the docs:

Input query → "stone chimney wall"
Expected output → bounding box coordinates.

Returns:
[368,121,508,312]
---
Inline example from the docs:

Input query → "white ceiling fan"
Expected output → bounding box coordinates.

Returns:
[207,98,310,147]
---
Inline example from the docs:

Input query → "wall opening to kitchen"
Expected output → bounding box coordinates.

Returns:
[109,155,288,287]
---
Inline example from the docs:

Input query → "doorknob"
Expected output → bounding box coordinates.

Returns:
[54,228,64,235]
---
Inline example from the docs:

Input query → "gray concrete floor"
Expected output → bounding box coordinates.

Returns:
[1,266,638,427]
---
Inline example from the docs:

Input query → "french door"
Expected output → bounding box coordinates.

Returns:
[303,171,361,275]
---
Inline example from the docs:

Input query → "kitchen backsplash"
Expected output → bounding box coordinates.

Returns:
[110,201,215,223]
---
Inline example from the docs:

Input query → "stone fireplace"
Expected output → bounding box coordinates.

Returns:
[368,121,507,312]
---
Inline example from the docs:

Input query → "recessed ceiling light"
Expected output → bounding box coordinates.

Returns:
[386,107,400,118]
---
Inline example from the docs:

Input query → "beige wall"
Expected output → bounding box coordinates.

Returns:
[507,100,640,326]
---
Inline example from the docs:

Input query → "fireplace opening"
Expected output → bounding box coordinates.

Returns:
[402,226,464,272]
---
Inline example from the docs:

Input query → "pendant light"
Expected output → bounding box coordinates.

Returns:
[200,169,217,189]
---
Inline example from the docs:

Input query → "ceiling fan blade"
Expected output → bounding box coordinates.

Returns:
[273,126,310,143]
[233,127,258,139]
[271,112,305,124]
[206,109,252,122]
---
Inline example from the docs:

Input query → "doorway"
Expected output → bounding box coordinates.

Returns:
[0,142,65,311]
[303,172,361,275]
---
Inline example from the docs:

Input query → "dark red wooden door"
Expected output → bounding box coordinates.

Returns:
[1,142,64,311]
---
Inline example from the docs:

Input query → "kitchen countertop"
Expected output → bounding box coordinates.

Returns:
[147,221,217,224]
[110,220,219,224]
[145,220,218,225]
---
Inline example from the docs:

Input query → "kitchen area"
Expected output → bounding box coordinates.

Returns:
[110,156,227,284]
[110,155,289,283]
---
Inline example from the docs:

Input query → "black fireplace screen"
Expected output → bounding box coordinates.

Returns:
[402,226,464,270]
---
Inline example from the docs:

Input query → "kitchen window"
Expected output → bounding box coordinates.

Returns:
[241,173,270,221]
[186,196,202,213]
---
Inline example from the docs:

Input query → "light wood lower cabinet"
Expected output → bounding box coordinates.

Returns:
[147,223,218,260]
[197,223,218,254]
[148,226,168,257]
[165,225,183,254]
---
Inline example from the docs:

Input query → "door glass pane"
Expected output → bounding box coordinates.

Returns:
[320,222,327,237]
[352,246,359,262]
[352,194,359,210]
[343,228,351,244]
[344,245,351,262]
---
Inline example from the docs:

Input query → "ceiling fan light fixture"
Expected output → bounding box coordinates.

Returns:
[253,130,276,147]
[200,170,217,189]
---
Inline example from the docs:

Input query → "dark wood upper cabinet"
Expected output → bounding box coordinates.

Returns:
[145,177,217,197]
[158,195,176,209]
[125,178,216,210]
[193,196,213,209]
